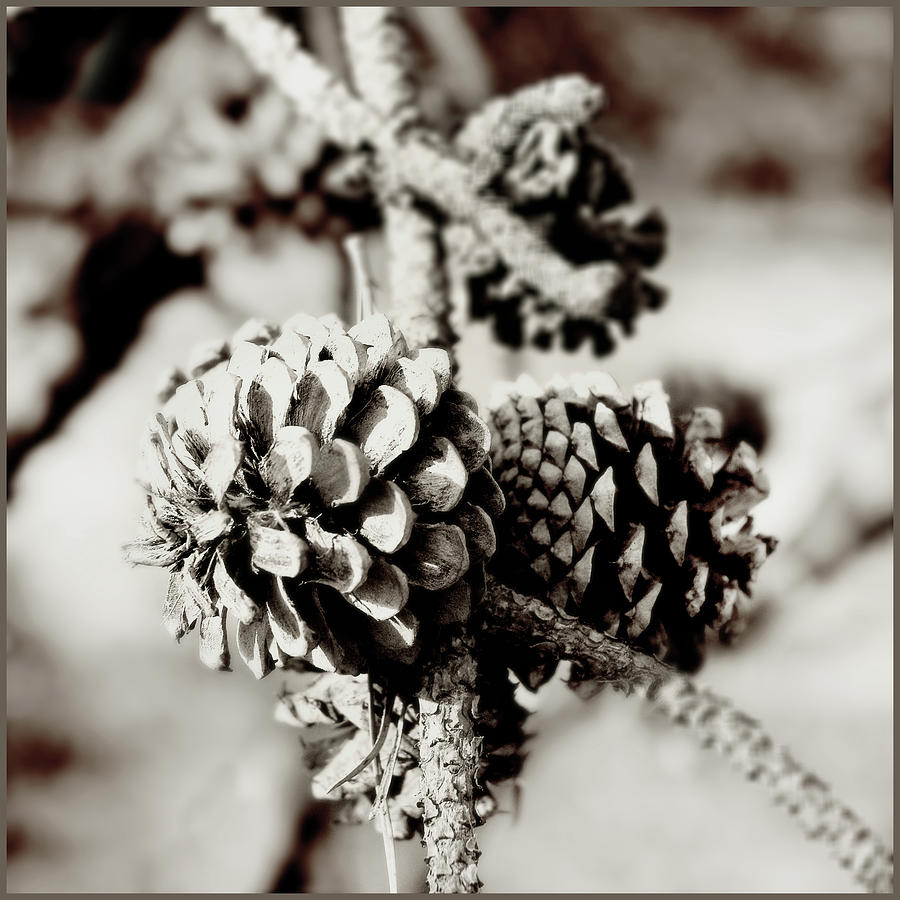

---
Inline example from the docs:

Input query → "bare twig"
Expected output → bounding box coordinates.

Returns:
[417,628,482,893]
[482,576,893,894]
[649,678,893,894]
[340,10,478,891]
[207,6,379,147]
[208,6,624,331]
[340,8,457,364]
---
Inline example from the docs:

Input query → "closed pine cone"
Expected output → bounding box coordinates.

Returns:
[125,312,504,679]
[487,373,775,671]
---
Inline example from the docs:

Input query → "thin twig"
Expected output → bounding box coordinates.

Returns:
[208,6,624,334]
[340,9,479,893]
[344,235,377,320]
[482,576,894,894]
[339,7,457,362]
[368,679,399,894]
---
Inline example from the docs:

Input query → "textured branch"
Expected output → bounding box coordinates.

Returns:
[340,7,421,126]
[340,8,457,362]
[482,576,676,690]
[649,678,893,893]
[454,75,605,190]
[482,577,893,894]
[382,141,623,320]
[342,9,475,891]
[417,627,482,893]
[208,6,380,148]
[211,6,623,324]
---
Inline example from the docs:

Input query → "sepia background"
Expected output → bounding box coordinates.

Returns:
[6,6,892,892]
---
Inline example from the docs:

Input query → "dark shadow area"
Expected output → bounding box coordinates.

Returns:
[7,220,204,494]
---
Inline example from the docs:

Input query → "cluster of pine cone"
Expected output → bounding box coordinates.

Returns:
[148,83,378,256]
[487,372,775,673]
[126,312,775,842]
[125,312,503,679]
[448,93,666,353]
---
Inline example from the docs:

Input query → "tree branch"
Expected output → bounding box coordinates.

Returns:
[482,576,893,894]
[417,628,482,893]
[380,141,622,320]
[208,6,623,328]
[340,6,421,126]
[340,8,457,365]
[207,6,380,148]
[340,9,477,891]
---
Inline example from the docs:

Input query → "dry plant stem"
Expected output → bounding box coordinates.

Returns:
[368,679,399,894]
[417,628,482,894]
[207,6,380,147]
[340,8,458,367]
[483,577,894,894]
[384,198,456,363]
[208,6,622,324]
[341,10,477,890]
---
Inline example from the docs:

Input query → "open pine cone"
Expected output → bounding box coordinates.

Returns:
[278,663,530,840]
[487,373,775,672]
[125,312,504,678]
[449,95,666,353]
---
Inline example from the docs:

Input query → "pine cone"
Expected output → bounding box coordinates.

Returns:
[277,666,530,839]
[450,107,666,353]
[487,373,775,671]
[125,312,504,678]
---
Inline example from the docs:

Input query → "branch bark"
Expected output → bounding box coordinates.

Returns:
[341,8,477,891]
[208,6,380,147]
[417,628,482,893]
[482,576,894,894]
[208,6,623,328]
[340,8,458,369]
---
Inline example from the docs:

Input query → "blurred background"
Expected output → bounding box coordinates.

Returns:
[6,6,892,892]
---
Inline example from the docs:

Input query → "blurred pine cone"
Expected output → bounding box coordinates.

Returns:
[277,663,529,839]
[449,97,666,353]
[487,373,775,671]
[125,312,503,678]
[147,83,378,255]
